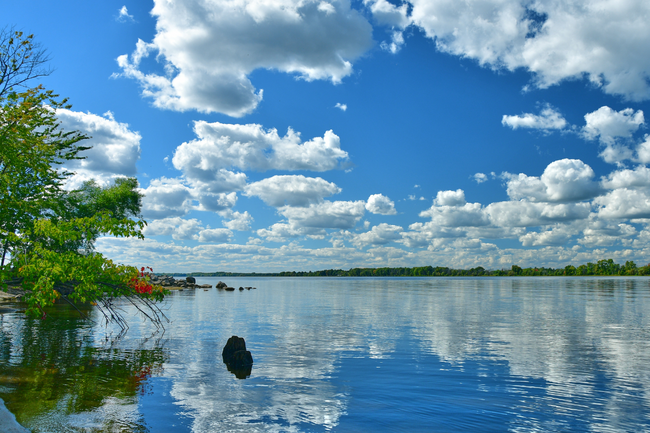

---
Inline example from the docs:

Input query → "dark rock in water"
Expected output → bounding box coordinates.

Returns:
[186,276,196,284]
[222,336,254,379]
[226,363,252,379]
[222,335,247,361]
[245,287,252,290]
[216,281,227,289]
[199,284,212,288]
[239,286,244,291]
[225,286,235,291]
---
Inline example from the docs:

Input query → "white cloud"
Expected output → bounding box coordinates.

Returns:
[140,178,193,219]
[636,135,650,163]
[365,194,397,215]
[407,0,650,101]
[245,175,341,207]
[365,0,410,28]
[256,223,324,242]
[352,223,404,247]
[221,210,254,231]
[335,102,347,111]
[140,177,238,218]
[420,202,490,227]
[57,110,141,189]
[279,200,366,229]
[198,228,234,243]
[486,201,591,227]
[173,122,349,174]
[504,159,601,202]
[602,166,650,190]
[583,106,645,143]
[143,217,203,240]
[365,0,409,53]
[433,189,466,206]
[519,226,573,247]
[196,191,238,213]
[502,105,567,130]
[595,189,650,220]
[116,0,373,116]
[117,6,134,22]
[473,173,488,184]
[579,219,636,247]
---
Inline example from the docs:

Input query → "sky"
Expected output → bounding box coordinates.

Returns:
[4,0,650,272]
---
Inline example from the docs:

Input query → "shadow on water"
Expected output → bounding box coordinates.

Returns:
[0,300,167,431]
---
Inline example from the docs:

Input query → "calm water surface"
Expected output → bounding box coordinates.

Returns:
[1,277,650,432]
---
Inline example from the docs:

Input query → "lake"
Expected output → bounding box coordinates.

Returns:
[1,277,650,432]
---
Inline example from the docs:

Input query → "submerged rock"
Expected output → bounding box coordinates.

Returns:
[225,287,235,291]
[222,335,254,379]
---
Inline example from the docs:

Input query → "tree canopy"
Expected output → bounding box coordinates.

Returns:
[0,30,166,328]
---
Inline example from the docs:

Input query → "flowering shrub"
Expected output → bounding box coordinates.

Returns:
[128,266,165,301]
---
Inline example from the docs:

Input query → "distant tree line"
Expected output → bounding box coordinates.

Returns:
[166,259,650,278]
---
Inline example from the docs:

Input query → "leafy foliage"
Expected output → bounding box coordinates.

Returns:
[0,30,166,327]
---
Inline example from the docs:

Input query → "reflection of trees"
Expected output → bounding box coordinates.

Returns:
[0,302,166,428]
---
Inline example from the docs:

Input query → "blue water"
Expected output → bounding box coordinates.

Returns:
[2,277,650,432]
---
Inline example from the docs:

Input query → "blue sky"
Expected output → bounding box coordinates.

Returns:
[5,0,650,272]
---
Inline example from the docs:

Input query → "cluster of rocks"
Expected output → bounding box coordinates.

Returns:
[216,281,256,291]
[222,335,253,379]
[148,275,212,290]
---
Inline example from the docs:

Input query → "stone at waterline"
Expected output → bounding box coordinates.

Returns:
[245,287,252,290]
[239,287,244,291]
[222,335,254,379]
[216,281,227,289]
[186,276,196,284]
[225,287,235,291]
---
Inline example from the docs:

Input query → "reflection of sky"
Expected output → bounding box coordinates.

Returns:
[5,277,650,431]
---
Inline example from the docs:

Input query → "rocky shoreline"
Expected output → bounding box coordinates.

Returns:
[149,275,256,292]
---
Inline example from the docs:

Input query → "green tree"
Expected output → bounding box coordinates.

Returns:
[0,31,165,327]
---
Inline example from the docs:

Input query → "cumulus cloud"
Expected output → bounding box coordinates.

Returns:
[116,0,373,116]
[601,166,650,190]
[257,223,324,242]
[245,175,341,207]
[582,106,645,143]
[433,189,466,206]
[421,202,490,228]
[352,223,403,247]
[140,178,194,219]
[279,200,366,229]
[173,122,349,175]
[502,105,567,130]
[365,0,410,28]
[57,110,141,189]
[519,226,573,247]
[335,103,347,111]
[473,173,488,184]
[143,217,203,240]
[365,0,409,53]
[486,201,591,227]
[139,177,238,218]
[365,194,397,215]
[595,189,650,220]
[406,0,650,101]
[221,211,254,231]
[198,228,234,243]
[636,135,650,163]
[504,159,601,202]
